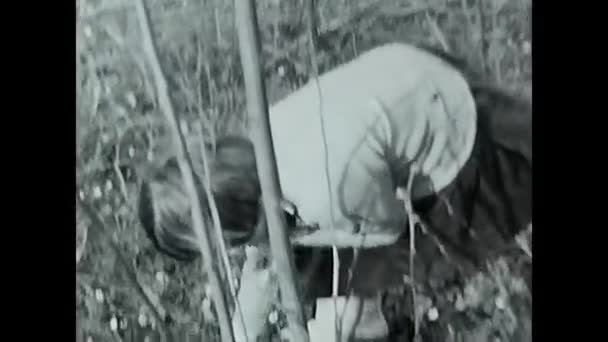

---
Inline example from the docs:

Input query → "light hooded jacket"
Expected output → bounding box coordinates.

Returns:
[269,43,478,248]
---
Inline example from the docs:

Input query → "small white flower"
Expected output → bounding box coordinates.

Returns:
[427,307,439,321]
[268,310,279,324]
[105,180,113,192]
[278,65,286,77]
[92,186,102,199]
[522,41,531,55]
[110,316,118,331]
[495,296,506,310]
[83,26,92,38]
[126,92,137,108]
[95,289,104,303]
[138,313,148,327]
[156,271,168,286]
[79,191,86,200]
[128,146,136,158]
[463,283,481,307]
[454,294,465,311]
[395,187,407,200]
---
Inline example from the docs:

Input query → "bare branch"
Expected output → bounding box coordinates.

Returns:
[112,135,130,202]
[133,1,235,341]
[477,0,490,76]
[425,10,450,52]
[234,1,309,341]
[396,166,422,342]
[194,124,240,312]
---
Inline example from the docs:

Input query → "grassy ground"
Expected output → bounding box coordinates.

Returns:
[77,0,531,341]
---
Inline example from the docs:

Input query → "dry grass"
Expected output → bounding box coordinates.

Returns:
[76,0,531,341]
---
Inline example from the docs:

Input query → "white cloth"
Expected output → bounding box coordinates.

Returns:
[269,43,477,247]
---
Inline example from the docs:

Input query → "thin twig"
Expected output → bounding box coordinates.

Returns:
[460,0,471,49]
[477,0,490,76]
[234,1,309,341]
[194,124,248,338]
[490,6,502,84]
[307,0,346,340]
[187,45,238,309]
[112,136,130,202]
[76,204,88,265]
[84,55,102,123]
[515,224,533,259]
[133,1,235,341]
[351,32,358,57]
[213,0,223,45]
[396,166,421,342]
[197,41,217,146]
[424,10,450,52]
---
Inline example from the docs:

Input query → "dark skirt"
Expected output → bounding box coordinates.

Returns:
[303,83,532,298]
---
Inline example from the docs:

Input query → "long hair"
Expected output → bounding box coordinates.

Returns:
[138,158,200,261]
[415,44,532,263]
[137,136,262,262]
